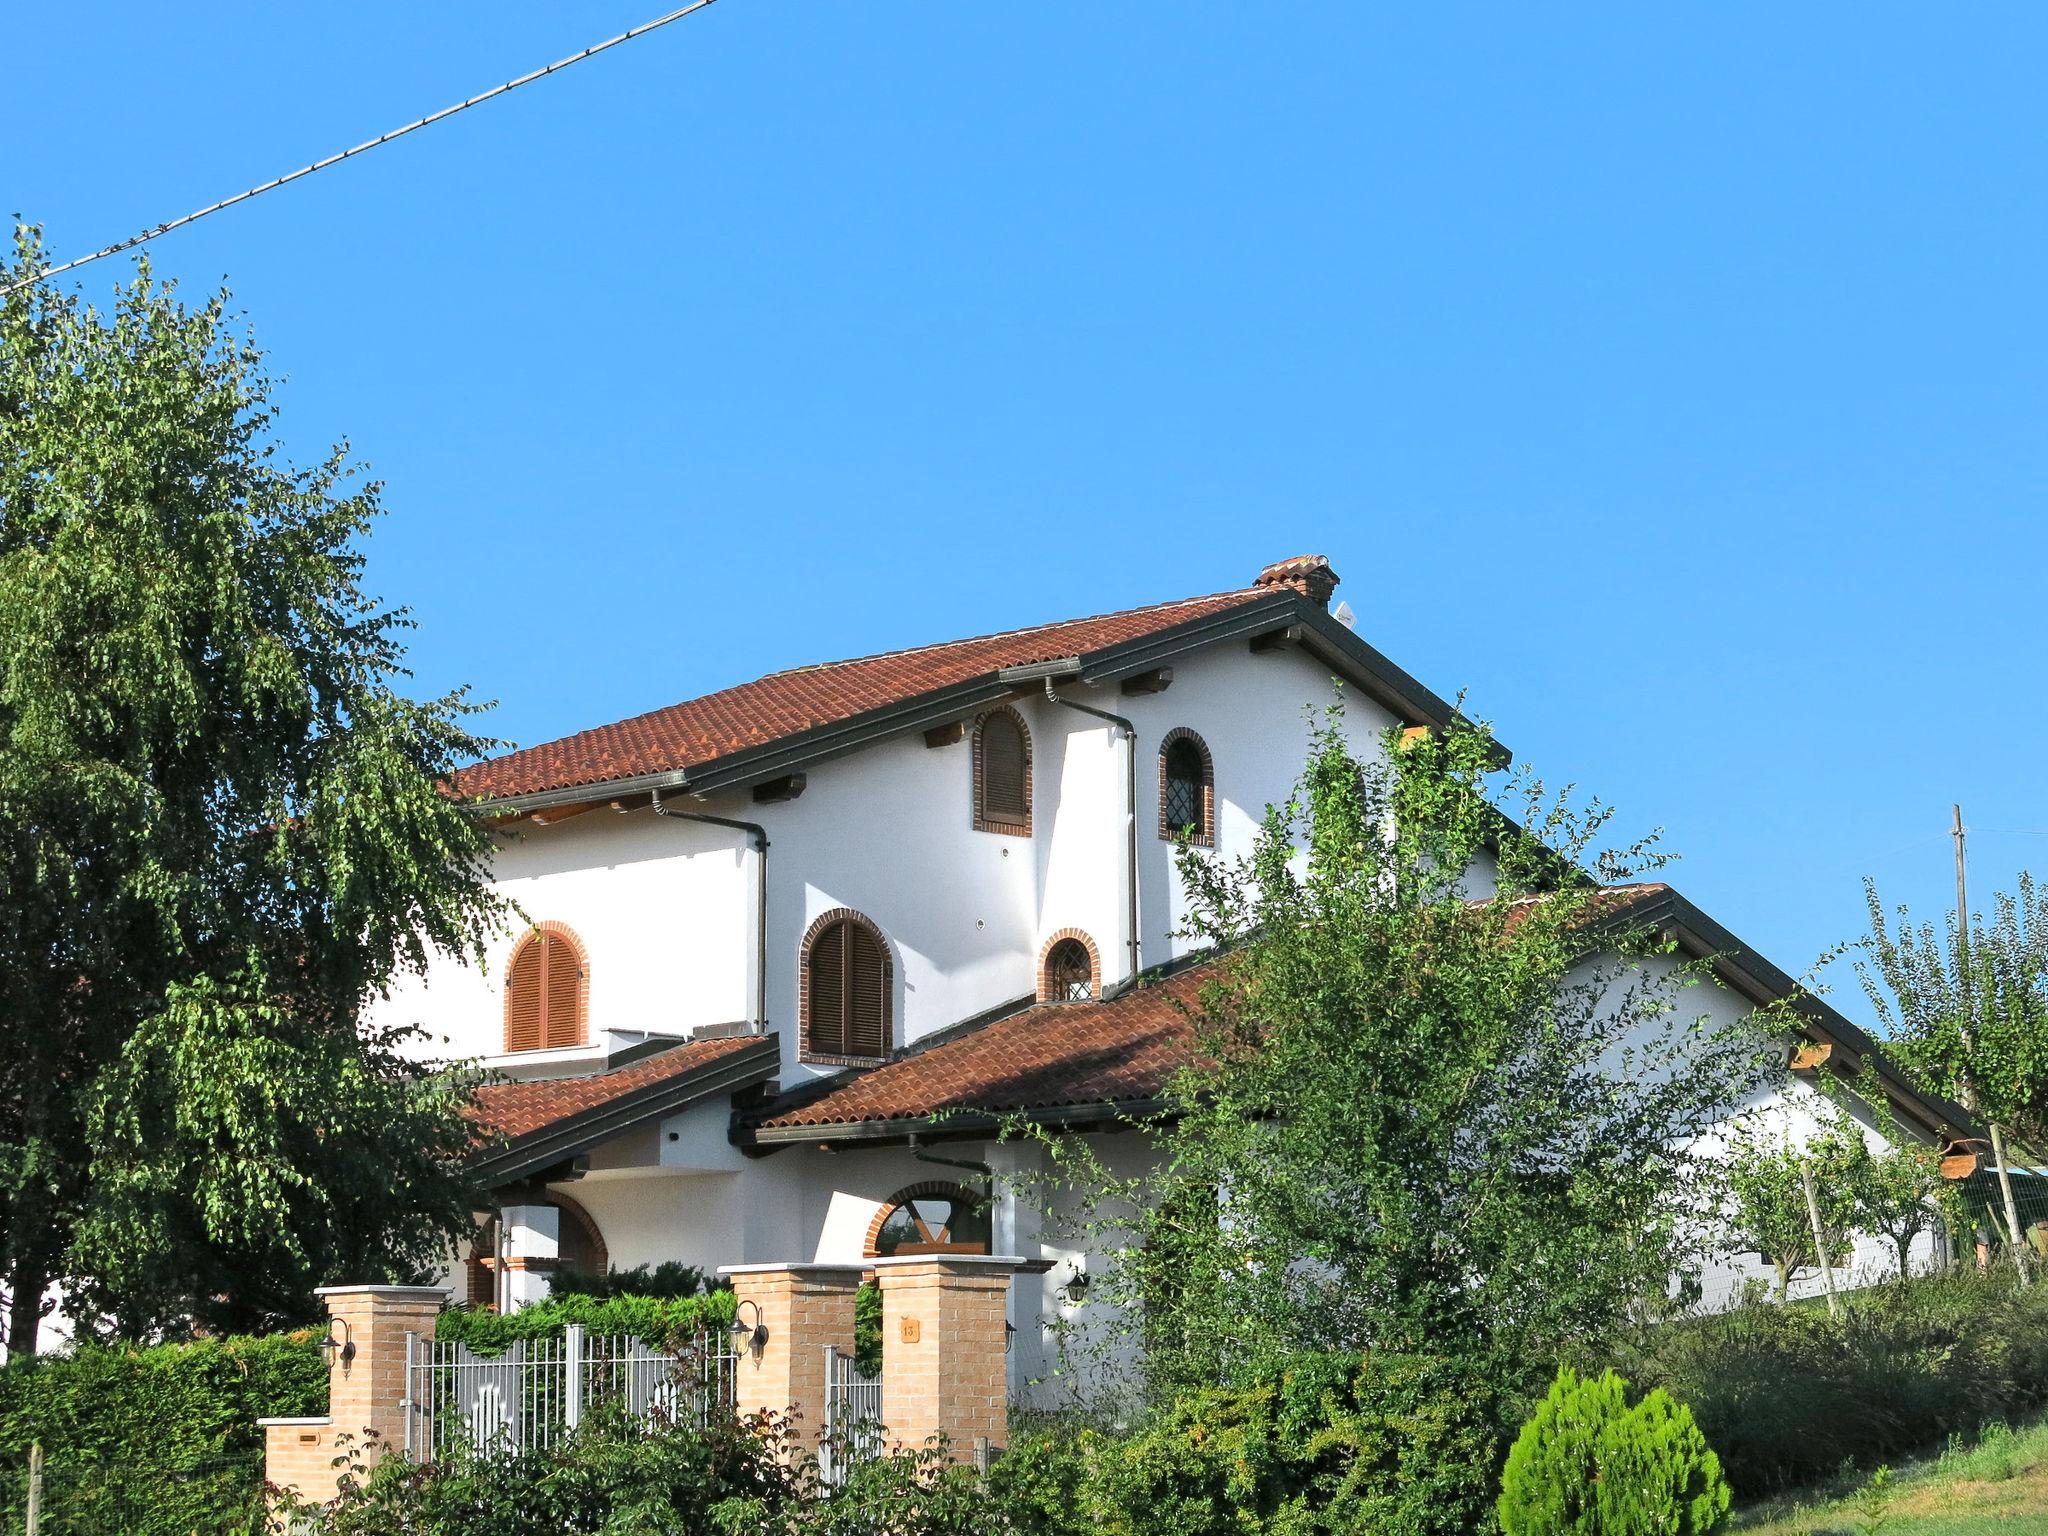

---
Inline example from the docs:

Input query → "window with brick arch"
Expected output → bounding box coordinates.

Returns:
[1044,937,1095,1002]
[867,1182,991,1258]
[1159,729,1215,846]
[803,912,892,1062]
[972,706,1032,835]
[503,924,588,1052]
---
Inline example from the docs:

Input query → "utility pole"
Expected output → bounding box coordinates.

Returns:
[1954,803,2031,1286]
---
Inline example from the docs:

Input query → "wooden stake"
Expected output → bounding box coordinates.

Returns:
[25,1442,42,1536]
[1801,1160,1843,1319]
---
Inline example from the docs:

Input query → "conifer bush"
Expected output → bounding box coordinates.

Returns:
[1498,1367,1727,1536]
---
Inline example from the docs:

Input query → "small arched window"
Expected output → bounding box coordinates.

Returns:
[1159,729,1215,846]
[972,706,1032,835]
[504,923,588,1052]
[802,909,892,1063]
[865,1182,991,1258]
[1040,931,1100,1002]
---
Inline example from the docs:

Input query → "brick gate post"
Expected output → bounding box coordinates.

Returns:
[718,1262,866,1450]
[871,1255,1023,1461]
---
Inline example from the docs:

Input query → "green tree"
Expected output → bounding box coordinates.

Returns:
[0,230,506,1352]
[1718,1116,1862,1300]
[1856,872,2048,1274]
[1838,1074,1960,1278]
[1019,710,1782,1400]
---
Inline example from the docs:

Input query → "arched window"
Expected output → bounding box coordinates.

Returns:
[972,705,1032,835]
[865,1182,991,1258]
[1039,930,1100,1002]
[802,909,892,1063]
[1159,728,1215,846]
[504,923,589,1052]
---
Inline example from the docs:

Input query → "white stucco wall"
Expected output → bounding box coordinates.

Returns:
[371,636,1399,1085]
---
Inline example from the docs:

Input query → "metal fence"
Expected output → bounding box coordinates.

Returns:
[403,1324,736,1461]
[818,1343,885,1487]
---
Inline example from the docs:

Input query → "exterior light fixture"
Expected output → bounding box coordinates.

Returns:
[1059,1263,1089,1306]
[317,1317,356,1374]
[730,1298,769,1356]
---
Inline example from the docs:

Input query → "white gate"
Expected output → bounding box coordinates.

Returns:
[818,1343,885,1486]
[404,1324,737,1461]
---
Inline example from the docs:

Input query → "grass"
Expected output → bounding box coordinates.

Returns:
[1734,1416,2048,1536]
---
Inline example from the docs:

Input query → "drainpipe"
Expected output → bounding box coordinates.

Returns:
[1042,678,1141,986]
[650,790,771,1034]
[910,1135,995,1210]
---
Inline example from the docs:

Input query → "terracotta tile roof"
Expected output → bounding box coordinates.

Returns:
[475,1035,769,1140]
[456,584,1286,803]
[749,961,1228,1132]
[746,884,1679,1135]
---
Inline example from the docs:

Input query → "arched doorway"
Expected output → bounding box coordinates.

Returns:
[863,1181,992,1258]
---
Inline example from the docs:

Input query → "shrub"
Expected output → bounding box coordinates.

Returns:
[0,1330,324,1536]
[434,1286,736,1354]
[992,1351,1507,1536]
[550,1261,713,1300]
[1606,1267,2048,1492]
[1498,1367,1728,1536]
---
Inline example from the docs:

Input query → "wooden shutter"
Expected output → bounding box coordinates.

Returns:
[809,920,847,1057]
[543,935,585,1048]
[978,711,1028,829]
[847,923,888,1058]
[505,938,546,1052]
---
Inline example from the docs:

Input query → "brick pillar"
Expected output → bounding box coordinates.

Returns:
[718,1262,865,1448]
[873,1255,1022,1461]
[261,1284,447,1513]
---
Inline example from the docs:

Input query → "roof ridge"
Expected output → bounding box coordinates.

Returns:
[757,585,1269,678]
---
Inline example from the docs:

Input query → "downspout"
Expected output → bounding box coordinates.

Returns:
[650,790,771,1035]
[1043,678,1141,986]
[909,1134,995,1211]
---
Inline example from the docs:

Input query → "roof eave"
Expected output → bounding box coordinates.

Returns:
[475,1036,782,1186]
[735,1096,1171,1151]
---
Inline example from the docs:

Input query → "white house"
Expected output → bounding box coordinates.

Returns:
[391,554,1969,1397]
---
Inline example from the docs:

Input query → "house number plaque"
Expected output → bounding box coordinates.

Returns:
[899,1317,921,1343]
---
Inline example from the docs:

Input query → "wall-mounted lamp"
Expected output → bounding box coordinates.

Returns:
[730,1298,769,1357]
[317,1317,356,1375]
[1059,1262,1089,1307]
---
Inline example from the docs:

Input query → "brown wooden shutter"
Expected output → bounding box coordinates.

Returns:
[505,938,546,1052]
[809,920,847,1057]
[543,935,584,1048]
[847,923,888,1058]
[980,712,1027,826]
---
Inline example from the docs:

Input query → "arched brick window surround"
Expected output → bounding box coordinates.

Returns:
[799,907,895,1066]
[463,1194,608,1309]
[971,704,1033,836]
[503,921,591,1053]
[1158,727,1216,847]
[863,1180,990,1259]
[1038,928,1103,1003]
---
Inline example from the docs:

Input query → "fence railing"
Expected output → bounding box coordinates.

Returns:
[403,1324,736,1462]
[818,1344,885,1487]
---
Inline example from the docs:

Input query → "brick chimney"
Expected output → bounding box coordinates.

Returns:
[1254,554,1339,610]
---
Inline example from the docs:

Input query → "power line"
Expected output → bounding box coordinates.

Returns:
[4,0,725,295]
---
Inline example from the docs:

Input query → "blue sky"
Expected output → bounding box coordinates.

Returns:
[11,4,2046,1029]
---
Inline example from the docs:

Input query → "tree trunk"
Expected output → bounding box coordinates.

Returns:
[6,1258,48,1359]
[1991,1122,2032,1287]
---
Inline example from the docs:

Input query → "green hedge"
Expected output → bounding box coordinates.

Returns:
[433,1287,736,1354]
[0,1331,325,1536]
[1606,1267,2048,1493]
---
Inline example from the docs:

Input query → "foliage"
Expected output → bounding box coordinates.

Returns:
[1605,1267,2048,1492]
[1840,1076,1965,1278]
[1856,871,2048,1147]
[435,1287,736,1354]
[1498,1366,1728,1536]
[1015,708,1782,1401]
[856,1278,883,1373]
[0,228,508,1351]
[0,1328,323,1535]
[293,1404,792,1535]
[549,1262,715,1301]
[1718,1113,1865,1299]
